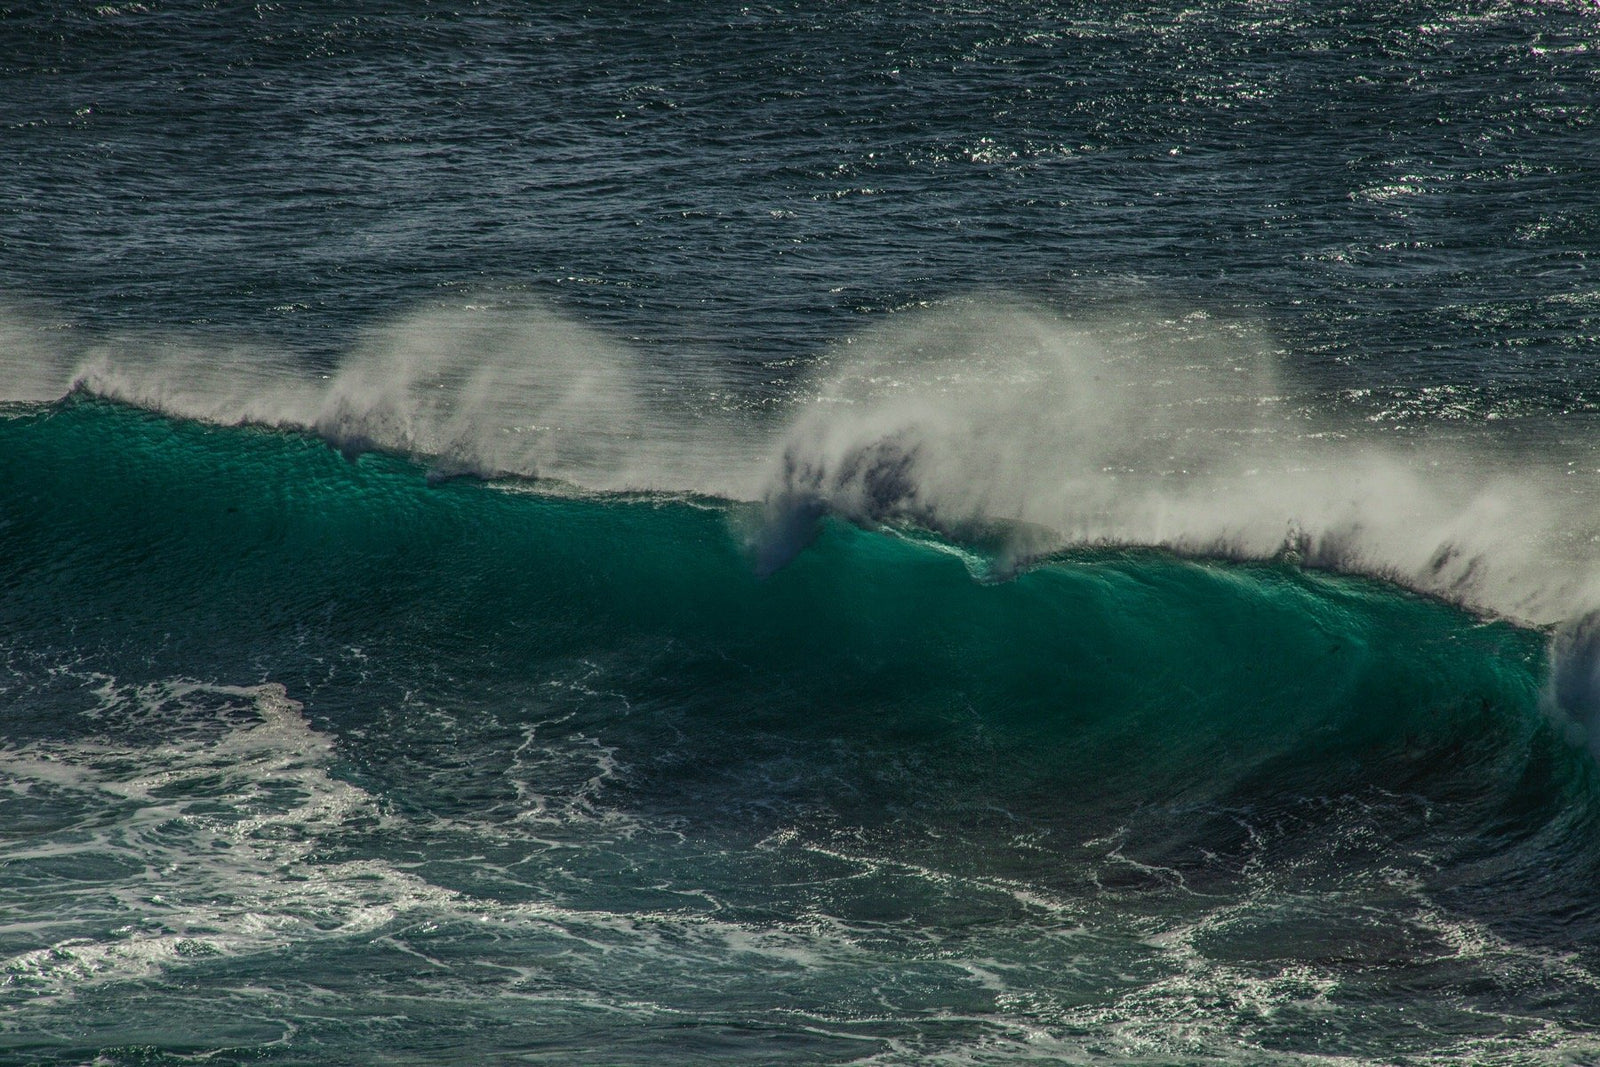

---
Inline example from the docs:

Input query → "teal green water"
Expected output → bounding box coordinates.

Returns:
[4,400,1599,1064]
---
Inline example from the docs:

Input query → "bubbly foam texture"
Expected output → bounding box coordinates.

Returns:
[0,676,862,1015]
[2,674,1595,1061]
[0,680,428,1002]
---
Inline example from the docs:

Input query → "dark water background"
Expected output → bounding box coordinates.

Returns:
[4,2,1596,383]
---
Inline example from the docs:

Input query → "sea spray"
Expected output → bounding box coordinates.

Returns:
[9,297,1600,622]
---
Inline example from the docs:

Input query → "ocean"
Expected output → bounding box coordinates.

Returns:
[3,2,1600,1063]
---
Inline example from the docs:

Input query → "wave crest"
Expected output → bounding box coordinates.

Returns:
[7,296,1600,624]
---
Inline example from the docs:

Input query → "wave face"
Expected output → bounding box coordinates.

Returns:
[5,398,1600,1064]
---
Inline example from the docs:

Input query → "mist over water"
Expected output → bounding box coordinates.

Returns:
[11,297,1600,628]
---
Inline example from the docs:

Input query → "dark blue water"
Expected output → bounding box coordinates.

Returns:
[5,3,1596,378]
[5,3,1600,1064]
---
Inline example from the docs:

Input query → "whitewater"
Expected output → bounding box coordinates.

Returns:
[5,2,1600,1064]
